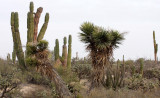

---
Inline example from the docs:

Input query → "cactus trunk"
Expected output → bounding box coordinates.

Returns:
[34,7,43,42]
[153,31,158,62]
[140,58,144,77]
[11,12,26,70]
[12,48,16,64]
[55,39,59,61]
[62,37,67,66]
[67,35,72,68]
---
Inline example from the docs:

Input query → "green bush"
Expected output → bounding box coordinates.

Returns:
[0,59,21,97]
[37,40,48,51]
[72,64,92,79]
[126,76,159,91]
[25,71,52,86]
[25,57,38,67]
[143,68,160,80]
[56,66,79,83]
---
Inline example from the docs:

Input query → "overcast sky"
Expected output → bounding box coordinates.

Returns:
[0,0,160,60]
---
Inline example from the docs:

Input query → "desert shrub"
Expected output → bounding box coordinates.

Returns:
[25,71,52,86]
[104,64,125,90]
[72,64,92,79]
[125,60,134,72]
[25,57,38,67]
[0,59,21,97]
[126,76,159,91]
[56,66,79,83]
[72,57,91,65]
[143,68,160,80]
[56,66,81,97]
[125,60,134,66]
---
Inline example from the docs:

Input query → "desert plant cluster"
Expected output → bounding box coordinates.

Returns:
[0,1,160,98]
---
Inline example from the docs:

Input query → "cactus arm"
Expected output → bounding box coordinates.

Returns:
[37,13,49,42]
[34,7,43,42]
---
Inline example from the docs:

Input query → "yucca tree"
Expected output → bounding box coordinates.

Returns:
[79,22,125,88]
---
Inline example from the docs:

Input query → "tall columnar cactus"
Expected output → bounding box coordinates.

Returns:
[10,2,70,97]
[62,37,67,66]
[27,2,49,43]
[27,2,34,43]
[153,31,158,62]
[7,53,11,61]
[67,35,72,68]
[105,59,125,90]
[122,55,125,77]
[140,58,144,77]
[55,39,59,61]
[26,2,49,58]
[11,12,26,69]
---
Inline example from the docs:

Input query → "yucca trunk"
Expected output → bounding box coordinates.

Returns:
[90,50,106,88]
[35,50,70,97]
[37,65,70,97]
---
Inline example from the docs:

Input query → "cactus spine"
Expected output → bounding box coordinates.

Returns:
[67,35,72,68]
[62,37,67,66]
[153,31,158,62]
[11,12,26,69]
[55,39,59,61]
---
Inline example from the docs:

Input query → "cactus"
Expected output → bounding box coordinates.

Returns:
[7,53,11,61]
[12,48,16,64]
[76,52,79,60]
[37,13,49,42]
[27,2,49,43]
[67,35,72,68]
[122,55,125,77]
[27,2,34,43]
[105,59,125,90]
[131,65,135,76]
[153,31,158,62]
[62,37,67,66]
[10,2,70,97]
[10,12,26,70]
[55,39,59,61]
[30,2,34,13]
[140,58,144,77]
[26,2,49,58]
